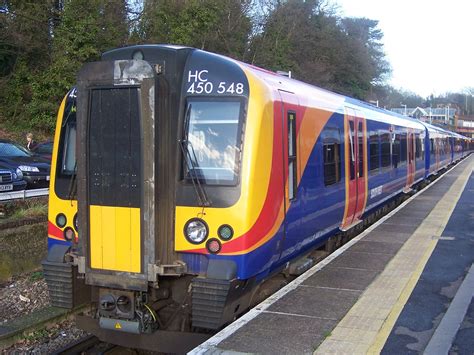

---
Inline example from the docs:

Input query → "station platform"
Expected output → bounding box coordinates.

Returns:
[190,155,474,354]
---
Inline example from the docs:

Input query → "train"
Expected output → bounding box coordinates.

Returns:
[42,45,472,352]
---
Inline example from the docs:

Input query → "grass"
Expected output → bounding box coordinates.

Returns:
[30,271,44,281]
[2,199,48,221]
[323,330,332,339]
[23,328,50,342]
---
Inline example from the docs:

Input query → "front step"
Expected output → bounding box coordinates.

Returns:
[191,278,230,330]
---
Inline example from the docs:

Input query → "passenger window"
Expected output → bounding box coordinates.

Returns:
[392,133,400,168]
[323,127,341,186]
[369,132,379,173]
[416,137,422,159]
[288,112,297,200]
[400,133,407,164]
[380,133,391,168]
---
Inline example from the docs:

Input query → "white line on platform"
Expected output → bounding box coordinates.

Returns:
[189,158,472,354]
[424,263,474,354]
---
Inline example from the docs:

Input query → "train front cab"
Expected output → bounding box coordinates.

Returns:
[67,46,270,348]
[42,88,90,308]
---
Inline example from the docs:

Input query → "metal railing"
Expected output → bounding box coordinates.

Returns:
[0,188,49,202]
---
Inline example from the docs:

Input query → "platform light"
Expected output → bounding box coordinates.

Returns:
[56,213,67,228]
[184,219,208,244]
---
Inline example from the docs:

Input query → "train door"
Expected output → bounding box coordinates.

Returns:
[341,108,367,230]
[435,138,440,171]
[279,90,299,254]
[406,129,415,189]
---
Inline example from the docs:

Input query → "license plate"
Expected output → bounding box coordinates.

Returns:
[0,184,13,192]
[46,176,50,181]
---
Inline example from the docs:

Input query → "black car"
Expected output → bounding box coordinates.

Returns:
[0,162,27,192]
[31,141,53,160]
[0,139,51,188]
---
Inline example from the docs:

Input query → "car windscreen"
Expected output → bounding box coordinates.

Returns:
[0,142,31,157]
[184,99,243,185]
[36,143,53,154]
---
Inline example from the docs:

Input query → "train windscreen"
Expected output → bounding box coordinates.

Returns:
[184,99,242,185]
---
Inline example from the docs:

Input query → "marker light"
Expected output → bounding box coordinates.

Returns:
[64,227,75,242]
[184,219,208,244]
[56,213,67,228]
[206,239,222,254]
[218,225,234,241]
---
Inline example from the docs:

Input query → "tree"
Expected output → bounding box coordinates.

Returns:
[249,0,390,99]
[0,1,54,130]
[0,0,130,132]
[138,0,251,59]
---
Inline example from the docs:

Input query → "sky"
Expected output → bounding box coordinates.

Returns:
[335,0,473,98]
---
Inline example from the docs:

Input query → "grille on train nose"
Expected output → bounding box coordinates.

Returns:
[0,171,12,183]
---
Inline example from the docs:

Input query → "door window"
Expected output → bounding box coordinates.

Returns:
[288,112,297,200]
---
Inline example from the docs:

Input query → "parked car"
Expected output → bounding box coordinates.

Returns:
[0,139,51,188]
[31,141,53,160]
[0,162,27,192]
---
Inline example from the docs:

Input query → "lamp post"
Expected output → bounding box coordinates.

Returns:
[446,104,450,125]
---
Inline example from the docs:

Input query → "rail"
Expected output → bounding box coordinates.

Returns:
[0,188,49,202]
[52,335,116,354]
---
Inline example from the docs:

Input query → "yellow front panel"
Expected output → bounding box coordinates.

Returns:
[89,205,141,273]
[90,206,103,269]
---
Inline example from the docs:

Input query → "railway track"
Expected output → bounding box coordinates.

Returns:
[52,335,119,354]
[0,188,49,202]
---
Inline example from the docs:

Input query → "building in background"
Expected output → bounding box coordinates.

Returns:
[390,106,456,125]
[454,115,474,138]
[389,106,473,138]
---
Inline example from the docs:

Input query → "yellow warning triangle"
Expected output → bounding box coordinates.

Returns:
[115,322,122,329]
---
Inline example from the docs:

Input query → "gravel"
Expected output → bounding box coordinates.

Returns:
[1,270,90,353]
[0,271,50,323]
[4,319,90,354]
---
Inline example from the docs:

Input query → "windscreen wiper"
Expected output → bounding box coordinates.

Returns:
[180,104,211,207]
[67,160,77,203]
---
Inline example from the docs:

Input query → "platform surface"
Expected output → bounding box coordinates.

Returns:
[190,155,473,355]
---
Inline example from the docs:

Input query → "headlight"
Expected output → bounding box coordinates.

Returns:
[15,168,23,179]
[18,165,39,172]
[184,219,208,244]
